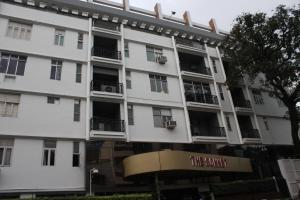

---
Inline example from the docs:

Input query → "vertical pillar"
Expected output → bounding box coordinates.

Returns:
[183,11,192,27]
[123,0,129,11]
[154,3,163,19]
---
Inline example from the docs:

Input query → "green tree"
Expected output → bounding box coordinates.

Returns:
[223,5,300,157]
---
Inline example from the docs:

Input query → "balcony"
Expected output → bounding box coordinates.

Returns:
[234,99,251,108]
[241,129,260,139]
[185,92,218,105]
[181,63,212,76]
[90,117,125,132]
[91,80,123,94]
[192,126,226,137]
[176,38,206,53]
[92,20,121,38]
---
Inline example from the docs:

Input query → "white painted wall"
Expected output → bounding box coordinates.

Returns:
[0,94,86,139]
[0,138,85,193]
[128,104,189,143]
[225,113,241,144]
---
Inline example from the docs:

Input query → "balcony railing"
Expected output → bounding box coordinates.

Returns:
[176,38,205,50]
[92,47,122,60]
[191,126,226,137]
[90,117,125,132]
[233,99,252,108]
[90,80,123,94]
[241,128,260,138]
[181,63,212,76]
[93,21,120,31]
[185,92,219,105]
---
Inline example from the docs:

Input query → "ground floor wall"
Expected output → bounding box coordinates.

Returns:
[0,137,85,194]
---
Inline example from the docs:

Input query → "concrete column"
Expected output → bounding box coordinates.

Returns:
[183,11,192,27]
[154,3,163,19]
[123,0,129,11]
[209,18,219,34]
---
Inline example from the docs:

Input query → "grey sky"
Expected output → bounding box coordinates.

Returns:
[110,0,299,31]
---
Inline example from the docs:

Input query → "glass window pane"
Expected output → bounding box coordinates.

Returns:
[16,60,26,75]
[4,148,12,166]
[56,66,62,80]
[156,78,162,92]
[73,142,79,153]
[0,57,8,73]
[50,150,55,166]
[59,36,64,46]
[50,65,56,80]
[73,154,79,167]
[43,150,48,166]
[13,27,19,38]
[162,80,168,93]
[153,115,162,127]
[0,148,3,165]
[54,35,59,45]
[150,77,156,92]
[7,56,18,75]
[153,108,161,116]
[44,140,56,148]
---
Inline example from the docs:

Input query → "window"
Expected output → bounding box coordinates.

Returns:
[73,142,80,167]
[263,117,269,130]
[124,41,129,57]
[149,74,168,93]
[47,96,60,104]
[226,116,232,131]
[54,29,65,46]
[211,57,217,73]
[0,53,27,76]
[126,71,131,89]
[128,104,134,125]
[0,93,20,118]
[0,139,14,167]
[43,140,56,166]
[6,21,32,40]
[50,60,62,80]
[218,84,224,100]
[253,90,264,104]
[76,63,82,83]
[73,100,80,122]
[77,33,83,49]
[146,46,162,62]
[153,108,172,128]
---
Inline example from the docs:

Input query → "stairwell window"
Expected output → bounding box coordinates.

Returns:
[43,140,56,166]
[6,21,32,40]
[225,115,232,131]
[54,29,65,46]
[211,57,218,73]
[149,74,168,93]
[253,90,264,104]
[73,100,81,122]
[146,46,162,62]
[47,96,60,104]
[76,63,82,83]
[77,33,83,49]
[153,108,172,128]
[126,71,131,89]
[0,53,27,76]
[128,104,134,125]
[0,93,20,118]
[218,84,224,100]
[0,139,14,167]
[50,60,62,80]
[124,41,129,57]
[73,142,80,167]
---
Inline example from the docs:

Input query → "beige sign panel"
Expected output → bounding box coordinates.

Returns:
[123,150,252,177]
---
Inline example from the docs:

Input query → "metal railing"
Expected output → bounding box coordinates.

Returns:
[92,47,122,60]
[233,99,252,108]
[93,20,120,31]
[180,63,212,76]
[241,129,260,138]
[185,92,219,105]
[90,80,123,94]
[191,126,226,137]
[90,117,125,132]
[176,38,205,50]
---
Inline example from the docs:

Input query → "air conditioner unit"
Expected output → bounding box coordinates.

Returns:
[165,120,176,129]
[158,55,167,64]
[101,85,117,93]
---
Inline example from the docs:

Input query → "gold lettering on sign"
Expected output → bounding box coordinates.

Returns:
[190,155,227,168]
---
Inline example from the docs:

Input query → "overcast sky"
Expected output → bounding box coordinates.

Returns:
[110,0,299,31]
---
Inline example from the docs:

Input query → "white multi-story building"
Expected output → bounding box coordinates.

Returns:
[0,0,296,198]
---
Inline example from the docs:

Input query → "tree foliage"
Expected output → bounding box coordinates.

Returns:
[223,5,300,156]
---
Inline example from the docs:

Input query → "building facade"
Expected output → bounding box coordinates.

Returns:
[0,0,296,198]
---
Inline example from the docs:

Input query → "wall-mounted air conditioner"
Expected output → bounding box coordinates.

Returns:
[101,85,117,93]
[165,120,176,129]
[158,56,167,64]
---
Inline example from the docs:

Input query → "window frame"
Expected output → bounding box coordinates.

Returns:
[0,94,20,118]
[124,41,129,57]
[76,63,82,83]
[152,107,172,128]
[149,74,168,93]
[0,53,27,76]
[42,140,56,166]
[47,96,60,104]
[72,142,80,167]
[146,46,163,62]
[54,29,65,46]
[50,60,62,81]
[73,99,81,122]
[77,33,83,49]
[211,57,218,73]
[218,84,224,100]
[225,116,232,131]
[252,90,264,105]
[0,139,14,167]
[6,21,32,40]
[126,71,131,89]
[128,104,134,125]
